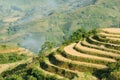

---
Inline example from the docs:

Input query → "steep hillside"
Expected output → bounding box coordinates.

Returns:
[1,28,120,80]
[0,0,119,52]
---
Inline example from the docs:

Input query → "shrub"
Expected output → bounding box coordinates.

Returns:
[109,72,120,80]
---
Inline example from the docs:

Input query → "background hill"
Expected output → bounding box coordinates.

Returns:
[0,0,96,24]
[0,0,119,53]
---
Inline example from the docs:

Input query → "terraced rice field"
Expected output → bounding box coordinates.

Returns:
[38,28,120,80]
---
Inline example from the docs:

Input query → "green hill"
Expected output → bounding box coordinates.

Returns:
[0,0,119,52]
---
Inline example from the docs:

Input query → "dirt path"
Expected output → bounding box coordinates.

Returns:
[75,42,120,58]
[64,43,116,62]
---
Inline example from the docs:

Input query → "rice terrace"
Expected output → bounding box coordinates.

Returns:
[0,0,120,80]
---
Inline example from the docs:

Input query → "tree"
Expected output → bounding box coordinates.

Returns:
[69,28,86,42]
[39,41,55,55]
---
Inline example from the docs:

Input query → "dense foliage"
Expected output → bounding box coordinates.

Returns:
[63,28,97,44]
[0,53,27,64]
[93,61,120,80]
[107,61,120,80]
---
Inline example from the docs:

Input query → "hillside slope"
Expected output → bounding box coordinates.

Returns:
[0,0,119,52]
[1,28,120,80]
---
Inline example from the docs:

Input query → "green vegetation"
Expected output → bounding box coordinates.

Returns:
[0,0,119,53]
[0,0,120,79]
[74,44,120,60]
[1,28,120,80]
[63,28,97,45]
[40,57,77,79]
[49,52,100,73]
[108,61,120,80]
[94,61,120,80]
[0,53,27,64]
[1,63,63,80]
[39,42,55,55]
[0,45,17,50]
[93,35,120,45]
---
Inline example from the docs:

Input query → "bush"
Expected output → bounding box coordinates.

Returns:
[63,28,97,44]
[94,61,120,80]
